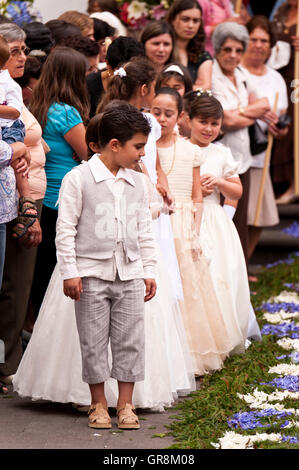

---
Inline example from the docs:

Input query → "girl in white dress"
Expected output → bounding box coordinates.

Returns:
[184,90,261,350]
[152,88,233,374]
[13,61,195,411]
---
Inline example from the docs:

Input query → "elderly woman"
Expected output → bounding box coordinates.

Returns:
[240,15,289,259]
[211,22,271,264]
[0,23,46,386]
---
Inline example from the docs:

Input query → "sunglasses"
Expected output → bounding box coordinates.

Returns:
[220,47,244,55]
[10,46,30,57]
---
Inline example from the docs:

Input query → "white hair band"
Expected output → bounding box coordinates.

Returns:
[164,64,184,76]
[114,67,127,78]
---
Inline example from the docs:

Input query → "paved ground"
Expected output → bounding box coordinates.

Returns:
[0,381,200,449]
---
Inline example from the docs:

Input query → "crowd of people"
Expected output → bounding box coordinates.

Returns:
[0,0,298,430]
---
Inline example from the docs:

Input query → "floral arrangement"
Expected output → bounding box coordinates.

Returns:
[211,287,299,449]
[0,0,42,27]
[117,0,174,30]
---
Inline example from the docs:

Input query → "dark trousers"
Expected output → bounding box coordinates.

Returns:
[31,205,58,319]
[0,199,43,376]
[233,169,250,266]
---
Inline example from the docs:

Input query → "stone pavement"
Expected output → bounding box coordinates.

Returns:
[0,383,199,449]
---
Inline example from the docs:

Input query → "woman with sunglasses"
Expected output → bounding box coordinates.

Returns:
[166,0,212,89]
[0,22,46,389]
[211,22,272,267]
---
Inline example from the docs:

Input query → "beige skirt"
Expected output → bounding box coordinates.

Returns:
[247,167,279,227]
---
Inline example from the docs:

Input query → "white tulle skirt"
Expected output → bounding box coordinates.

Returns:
[199,200,261,353]
[13,248,195,411]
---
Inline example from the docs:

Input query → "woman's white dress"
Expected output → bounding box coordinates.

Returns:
[199,143,261,351]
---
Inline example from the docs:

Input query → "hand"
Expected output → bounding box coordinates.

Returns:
[14,157,29,178]
[10,142,31,164]
[268,122,289,139]
[144,278,157,302]
[191,237,202,262]
[291,35,299,52]
[260,111,279,126]
[63,277,83,301]
[200,174,219,191]
[201,185,214,197]
[21,219,42,248]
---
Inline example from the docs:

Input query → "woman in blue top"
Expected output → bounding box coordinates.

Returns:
[29,46,90,317]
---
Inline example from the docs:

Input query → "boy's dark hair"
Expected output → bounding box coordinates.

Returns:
[106,36,145,70]
[155,87,183,115]
[183,91,224,120]
[156,63,193,94]
[86,100,151,150]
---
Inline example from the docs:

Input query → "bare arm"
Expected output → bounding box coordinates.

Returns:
[222,97,270,131]
[0,104,20,120]
[201,174,242,200]
[193,60,212,91]
[63,123,88,161]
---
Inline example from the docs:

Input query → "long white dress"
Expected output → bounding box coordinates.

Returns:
[13,246,195,411]
[199,143,261,352]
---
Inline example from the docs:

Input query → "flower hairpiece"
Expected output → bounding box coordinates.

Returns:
[114,67,127,78]
[195,88,213,97]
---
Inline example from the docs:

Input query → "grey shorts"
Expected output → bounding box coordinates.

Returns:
[74,275,145,384]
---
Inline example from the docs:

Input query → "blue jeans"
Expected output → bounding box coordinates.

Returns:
[1,119,25,144]
[0,223,6,289]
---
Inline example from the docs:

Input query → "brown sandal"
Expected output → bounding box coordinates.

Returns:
[88,403,112,429]
[117,403,140,429]
[12,197,38,240]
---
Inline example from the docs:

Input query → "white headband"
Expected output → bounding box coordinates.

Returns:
[114,67,127,78]
[164,64,184,76]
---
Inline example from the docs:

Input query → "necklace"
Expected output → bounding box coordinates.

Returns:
[164,135,177,177]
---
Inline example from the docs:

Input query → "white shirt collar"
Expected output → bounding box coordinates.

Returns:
[88,154,136,186]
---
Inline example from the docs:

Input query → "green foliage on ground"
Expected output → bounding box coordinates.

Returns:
[166,254,299,449]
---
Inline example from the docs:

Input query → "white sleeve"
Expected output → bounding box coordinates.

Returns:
[5,81,23,114]
[137,177,157,279]
[55,169,82,280]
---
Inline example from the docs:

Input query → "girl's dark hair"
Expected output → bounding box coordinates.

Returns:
[140,21,175,65]
[92,17,115,41]
[155,87,183,114]
[183,91,224,120]
[86,100,151,149]
[23,21,54,55]
[155,62,193,93]
[106,36,145,70]
[246,15,276,49]
[46,19,82,45]
[97,56,156,112]
[60,34,100,57]
[88,0,121,18]
[166,0,205,63]
[30,46,90,128]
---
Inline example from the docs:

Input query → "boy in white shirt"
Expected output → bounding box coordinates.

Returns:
[56,102,157,430]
